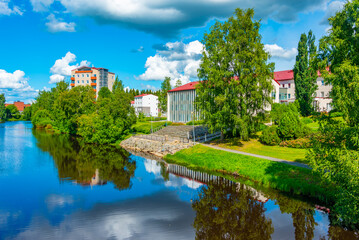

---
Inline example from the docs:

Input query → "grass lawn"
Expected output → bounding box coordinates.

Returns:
[209,138,308,163]
[164,145,335,202]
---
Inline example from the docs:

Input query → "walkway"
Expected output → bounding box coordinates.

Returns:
[202,144,311,169]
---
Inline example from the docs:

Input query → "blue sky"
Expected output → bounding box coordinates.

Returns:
[0,0,344,103]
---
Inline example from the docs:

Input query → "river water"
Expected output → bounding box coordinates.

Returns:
[0,121,358,240]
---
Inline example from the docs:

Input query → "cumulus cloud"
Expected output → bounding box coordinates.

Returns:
[320,0,345,25]
[30,0,54,12]
[0,69,38,103]
[46,14,76,33]
[140,84,157,91]
[49,52,90,84]
[0,0,23,16]
[138,40,203,86]
[54,0,328,37]
[264,44,298,60]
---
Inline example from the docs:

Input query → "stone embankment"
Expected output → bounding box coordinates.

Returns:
[120,136,196,158]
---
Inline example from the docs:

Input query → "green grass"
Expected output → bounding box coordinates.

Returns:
[164,145,335,202]
[132,121,172,134]
[210,138,308,163]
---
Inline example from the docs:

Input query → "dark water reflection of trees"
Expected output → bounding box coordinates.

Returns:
[192,181,359,240]
[33,130,136,190]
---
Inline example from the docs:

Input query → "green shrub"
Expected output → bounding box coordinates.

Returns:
[171,122,185,126]
[138,112,146,122]
[277,111,302,139]
[301,117,313,125]
[280,138,311,148]
[186,120,204,125]
[132,121,172,134]
[32,109,53,128]
[259,126,281,145]
[329,111,344,118]
[145,117,167,121]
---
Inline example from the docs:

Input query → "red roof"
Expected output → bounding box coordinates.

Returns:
[274,70,294,81]
[131,101,135,104]
[168,81,200,92]
[134,94,149,98]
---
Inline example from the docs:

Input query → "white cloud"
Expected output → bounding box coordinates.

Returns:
[0,69,39,103]
[46,14,76,33]
[49,52,90,84]
[140,84,157,91]
[138,40,203,86]
[53,0,329,37]
[124,86,130,92]
[46,194,74,210]
[30,0,54,12]
[320,1,345,25]
[264,44,298,60]
[0,0,23,16]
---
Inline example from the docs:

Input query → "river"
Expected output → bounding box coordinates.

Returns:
[0,121,357,240]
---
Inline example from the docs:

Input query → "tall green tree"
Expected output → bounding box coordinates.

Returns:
[159,77,171,112]
[98,86,112,99]
[5,105,20,119]
[175,79,182,88]
[112,76,124,92]
[196,8,274,140]
[309,0,359,227]
[0,94,5,121]
[293,30,318,116]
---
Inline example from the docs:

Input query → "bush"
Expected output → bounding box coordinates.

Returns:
[301,117,313,125]
[138,112,146,122]
[259,126,281,145]
[277,111,302,140]
[171,122,185,126]
[145,117,167,121]
[329,111,343,118]
[32,109,53,128]
[280,138,311,148]
[132,121,172,134]
[186,120,204,126]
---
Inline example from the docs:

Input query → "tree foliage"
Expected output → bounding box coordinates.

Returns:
[293,30,318,116]
[310,0,359,228]
[0,94,5,121]
[5,105,20,119]
[159,77,171,112]
[196,8,274,140]
[175,79,182,88]
[31,80,136,144]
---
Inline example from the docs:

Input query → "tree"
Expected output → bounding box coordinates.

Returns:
[22,105,32,121]
[196,8,274,140]
[112,76,124,92]
[175,79,182,88]
[5,105,20,119]
[0,94,5,121]
[159,77,171,112]
[293,30,318,116]
[310,0,359,227]
[98,86,112,99]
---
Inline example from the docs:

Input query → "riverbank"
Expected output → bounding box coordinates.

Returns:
[164,144,336,203]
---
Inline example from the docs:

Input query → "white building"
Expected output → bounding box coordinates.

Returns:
[274,70,332,112]
[133,94,159,117]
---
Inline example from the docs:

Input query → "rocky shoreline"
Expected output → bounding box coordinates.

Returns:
[120,136,196,158]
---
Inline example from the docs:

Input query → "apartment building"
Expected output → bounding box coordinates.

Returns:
[70,66,115,98]
[5,101,31,113]
[274,70,332,111]
[133,94,159,117]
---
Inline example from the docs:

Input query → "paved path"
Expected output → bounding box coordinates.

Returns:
[202,144,311,169]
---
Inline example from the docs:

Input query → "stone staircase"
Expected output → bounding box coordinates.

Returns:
[153,125,208,139]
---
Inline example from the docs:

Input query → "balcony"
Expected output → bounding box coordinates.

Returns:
[91,82,96,86]
[70,83,75,87]
[91,76,97,80]
[76,70,92,73]
[71,77,75,80]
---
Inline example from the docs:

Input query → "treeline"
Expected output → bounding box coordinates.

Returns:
[0,94,32,122]
[31,79,136,144]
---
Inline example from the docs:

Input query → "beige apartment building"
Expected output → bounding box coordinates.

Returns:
[70,66,115,98]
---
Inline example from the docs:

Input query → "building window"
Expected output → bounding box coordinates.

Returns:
[288,94,291,99]
[82,80,84,83]
[321,92,324,97]
[322,80,324,86]
[77,75,79,77]
[283,84,285,88]
[82,74,84,77]
[94,74,96,77]
[288,83,291,88]
[271,91,276,99]
[87,80,89,83]
[77,81,79,83]
[87,74,89,77]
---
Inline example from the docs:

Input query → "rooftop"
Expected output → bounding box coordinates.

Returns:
[168,81,200,92]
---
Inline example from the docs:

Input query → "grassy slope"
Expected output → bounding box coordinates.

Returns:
[164,144,335,202]
[132,121,171,134]
[210,138,308,163]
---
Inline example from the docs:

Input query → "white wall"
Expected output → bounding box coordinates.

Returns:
[134,94,159,117]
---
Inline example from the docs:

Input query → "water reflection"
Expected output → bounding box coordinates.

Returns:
[192,181,274,239]
[33,130,136,190]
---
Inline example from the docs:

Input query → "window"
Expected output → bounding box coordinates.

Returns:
[77,75,79,77]
[288,94,291,99]
[87,74,89,77]
[321,92,324,97]
[82,80,84,83]
[271,91,276,99]
[283,84,285,88]
[87,80,89,83]
[322,80,324,86]
[77,81,79,83]
[288,83,291,88]
[94,74,96,77]
[72,75,75,77]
